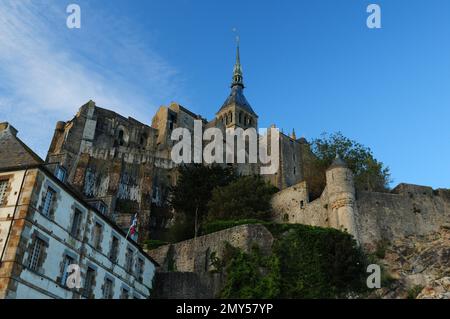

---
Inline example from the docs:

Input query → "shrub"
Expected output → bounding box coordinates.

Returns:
[200,219,268,235]
[220,243,281,299]
[144,239,168,250]
[220,224,368,299]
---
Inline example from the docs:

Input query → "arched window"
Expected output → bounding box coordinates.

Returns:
[239,112,242,123]
[229,112,233,123]
[244,115,247,126]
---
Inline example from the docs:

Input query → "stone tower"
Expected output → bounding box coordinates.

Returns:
[325,154,358,240]
[216,40,258,130]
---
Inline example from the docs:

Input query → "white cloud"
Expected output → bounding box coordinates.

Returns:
[0,0,185,157]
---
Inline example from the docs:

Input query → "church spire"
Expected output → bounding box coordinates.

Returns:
[231,36,244,88]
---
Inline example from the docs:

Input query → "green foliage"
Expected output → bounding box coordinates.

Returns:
[207,175,278,221]
[220,224,368,299]
[308,132,391,196]
[407,285,424,299]
[220,243,281,299]
[271,224,367,298]
[144,239,168,250]
[200,219,268,236]
[165,215,196,242]
[374,240,389,259]
[169,164,236,238]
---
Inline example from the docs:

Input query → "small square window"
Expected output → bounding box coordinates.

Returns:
[55,166,67,182]
[98,202,107,215]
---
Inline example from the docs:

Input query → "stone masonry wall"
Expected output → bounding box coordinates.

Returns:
[147,224,274,299]
[271,182,329,227]
[271,179,450,252]
[148,224,274,273]
[355,185,450,250]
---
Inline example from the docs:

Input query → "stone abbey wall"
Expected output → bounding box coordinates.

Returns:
[147,224,274,298]
[271,178,450,251]
[355,185,450,250]
[148,224,273,273]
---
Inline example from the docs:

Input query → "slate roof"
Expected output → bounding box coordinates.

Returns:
[0,123,43,169]
[218,86,257,116]
[328,154,348,170]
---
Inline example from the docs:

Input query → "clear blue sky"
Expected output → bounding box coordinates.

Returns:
[0,0,449,189]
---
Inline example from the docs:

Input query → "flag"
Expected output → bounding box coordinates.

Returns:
[126,213,138,240]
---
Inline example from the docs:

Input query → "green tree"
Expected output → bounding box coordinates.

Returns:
[169,164,236,240]
[307,132,391,197]
[207,175,278,221]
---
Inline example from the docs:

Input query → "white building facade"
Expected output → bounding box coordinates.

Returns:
[0,165,157,299]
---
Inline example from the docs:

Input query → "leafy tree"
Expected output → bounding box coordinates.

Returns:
[219,224,368,299]
[169,164,236,240]
[207,175,278,221]
[306,132,391,199]
[220,243,281,299]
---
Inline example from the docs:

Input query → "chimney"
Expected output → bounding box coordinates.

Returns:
[0,122,18,137]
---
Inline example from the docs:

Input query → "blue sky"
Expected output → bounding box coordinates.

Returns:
[0,0,449,189]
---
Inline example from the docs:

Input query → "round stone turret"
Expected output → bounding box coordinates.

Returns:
[325,154,358,239]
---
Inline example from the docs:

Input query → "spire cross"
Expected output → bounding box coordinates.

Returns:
[231,28,244,88]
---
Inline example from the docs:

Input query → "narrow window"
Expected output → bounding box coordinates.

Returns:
[70,209,82,237]
[92,222,103,249]
[83,267,96,298]
[0,179,9,204]
[239,113,242,123]
[109,236,120,262]
[55,166,66,182]
[103,278,114,299]
[135,257,144,282]
[98,202,107,215]
[120,288,130,299]
[42,187,56,217]
[61,254,75,286]
[28,238,46,272]
[300,200,304,209]
[125,248,134,273]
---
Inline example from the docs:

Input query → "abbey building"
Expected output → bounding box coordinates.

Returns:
[44,44,313,241]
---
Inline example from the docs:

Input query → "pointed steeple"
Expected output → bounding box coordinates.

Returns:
[290,129,296,140]
[231,36,244,88]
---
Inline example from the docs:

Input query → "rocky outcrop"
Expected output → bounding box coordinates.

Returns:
[371,225,450,299]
